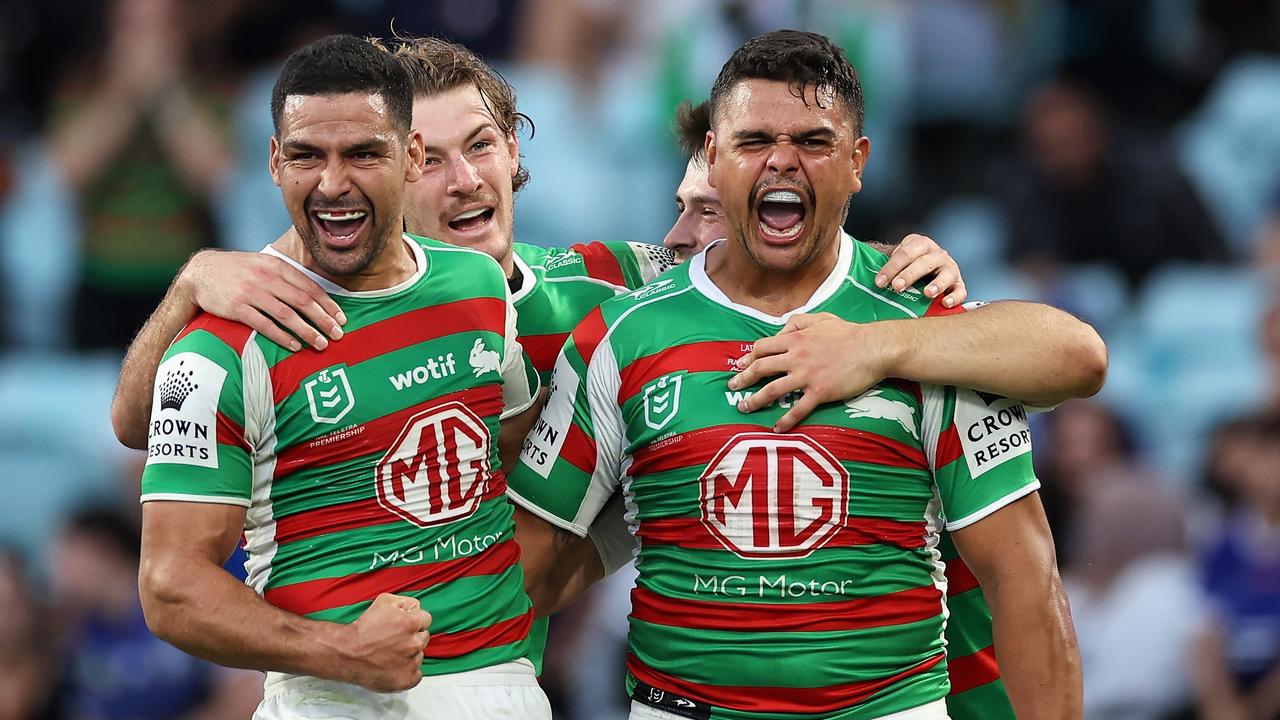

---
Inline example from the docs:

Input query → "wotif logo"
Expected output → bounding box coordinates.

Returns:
[389,353,458,391]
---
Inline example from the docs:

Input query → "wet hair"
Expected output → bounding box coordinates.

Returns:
[708,29,864,135]
[674,99,712,164]
[270,34,413,137]
[378,35,531,192]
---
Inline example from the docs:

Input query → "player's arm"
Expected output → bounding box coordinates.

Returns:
[950,493,1082,719]
[508,313,626,608]
[111,244,344,449]
[865,233,968,307]
[523,489,633,615]
[139,501,429,691]
[733,303,1106,432]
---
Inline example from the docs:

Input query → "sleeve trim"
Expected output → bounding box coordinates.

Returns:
[140,493,252,508]
[943,480,1041,531]
[505,488,589,538]
[499,372,541,420]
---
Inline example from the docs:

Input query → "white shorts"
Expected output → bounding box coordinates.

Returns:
[254,660,551,720]
[628,697,949,720]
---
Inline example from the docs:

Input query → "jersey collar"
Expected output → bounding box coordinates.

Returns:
[688,231,854,325]
[509,248,538,305]
[261,233,428,298]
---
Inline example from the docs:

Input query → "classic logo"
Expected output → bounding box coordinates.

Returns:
[305,366,356,425]
[542,251,583,272]
[629,277,676,301]
[469,337,501,377]
[844,388,918,440]
[376,401,492,527]
[158,359,199,411]
[642,372,683,431]
[700,433,849,559]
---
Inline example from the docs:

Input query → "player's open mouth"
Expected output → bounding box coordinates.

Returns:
[312,209,369,249]
[447,206,495,234]
[757,189,806,243]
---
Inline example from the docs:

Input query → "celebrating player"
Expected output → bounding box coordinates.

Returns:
[511,30,1084,720]
[136,36,550,719]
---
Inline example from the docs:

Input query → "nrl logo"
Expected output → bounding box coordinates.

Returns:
[642,372,684,431]
[305,366,356,424]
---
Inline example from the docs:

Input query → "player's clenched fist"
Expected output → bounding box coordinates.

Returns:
[338,593,432,692]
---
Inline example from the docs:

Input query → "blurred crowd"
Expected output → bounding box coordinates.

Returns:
[1,0,1279,718]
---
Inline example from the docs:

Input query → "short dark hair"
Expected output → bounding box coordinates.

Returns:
[271,34,413,137]
[675,99,712,163]
[377,36,531,193]
[708,30,864,135]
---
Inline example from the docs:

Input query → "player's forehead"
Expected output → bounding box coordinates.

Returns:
[714,78,852,138]
[676,159,717,205]
[279,92,398,143]
[412,86,502,144]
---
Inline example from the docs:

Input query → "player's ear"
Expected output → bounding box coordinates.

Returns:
[405,130,425,182]
[848,136,870,195]
[705,131,719,189]
[269,135,282,187]
[505,130,520,180]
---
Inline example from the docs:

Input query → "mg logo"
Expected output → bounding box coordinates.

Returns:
[642,372,683,431]
[700,433,849,559]
[375,402,492,527]
[305,366,356,424]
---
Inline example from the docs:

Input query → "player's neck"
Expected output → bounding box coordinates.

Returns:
[276,229,418,292]
[705,233,841,316]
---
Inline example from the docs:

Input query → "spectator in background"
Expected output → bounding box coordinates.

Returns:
[1065,480,1201,720]
[996,77,1226,290]
[1193,414,1280,720]
[1258,181,1280,270]
[0,549,57,720]
[47,0,230,351]
[1266,294,1280,412]
[50,507,260,720]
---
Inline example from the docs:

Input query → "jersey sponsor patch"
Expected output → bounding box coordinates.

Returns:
[633,682,711,720]
[520,355,578,477]
[147,352,225,469]
[954,388,1032,477]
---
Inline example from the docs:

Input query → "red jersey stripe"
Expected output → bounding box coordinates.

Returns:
[617,341,746,404]
[273,385,503,479]
[948,644,1001,694]
[274,481,508,547]
[264,539,520,616]
[629,584,942,634]
[560,422,598,476]
[626,652,945,714]
[945,557,981,597]
[423,609,533,659]
[569,308,608,368]
[935,425,963,469]
[630,425,928,477]
[216,412,248,452]
[571,242,627,287]
[925,296,965,318]
[177,313,254,354]
[636,515,927,552]
[269,297,507,405]
[519,332,569,376]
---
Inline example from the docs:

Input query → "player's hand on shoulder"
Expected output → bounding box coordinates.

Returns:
[177,248,346,352]
[875,234,967,308]
[339,592,431,692]
[730,313,895,433]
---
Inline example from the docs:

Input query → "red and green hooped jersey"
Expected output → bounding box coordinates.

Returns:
[509,240,677,673]
[509,234,1039,719]
[512,240,677,380]
[141,235,539,676]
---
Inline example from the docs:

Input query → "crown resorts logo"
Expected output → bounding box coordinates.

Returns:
[159,360,199,411]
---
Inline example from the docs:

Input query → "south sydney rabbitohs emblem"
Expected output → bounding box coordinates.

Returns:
[305,366,356,424]
[642,372,683,431]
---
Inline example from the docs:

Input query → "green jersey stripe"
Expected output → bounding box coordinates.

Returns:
[629,584,942,633]
[626,651,945,716]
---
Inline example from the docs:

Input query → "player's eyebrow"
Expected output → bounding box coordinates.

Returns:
[422,122,497,154]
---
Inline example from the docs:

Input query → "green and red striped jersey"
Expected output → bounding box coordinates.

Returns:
[508,234,1040,720]
[512,241,677,379]
[938,534,1014,719]
[141,235,539,677]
